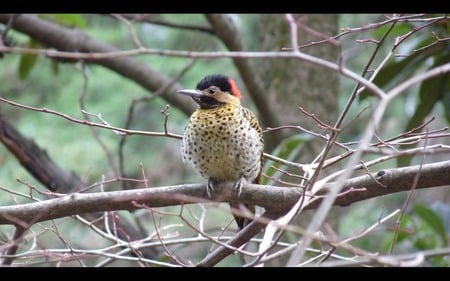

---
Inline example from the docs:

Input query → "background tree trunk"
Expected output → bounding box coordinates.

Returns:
[256,14,339,159]
[255,15,341,266]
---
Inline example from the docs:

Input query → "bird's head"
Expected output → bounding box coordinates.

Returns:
[177,74,242,109]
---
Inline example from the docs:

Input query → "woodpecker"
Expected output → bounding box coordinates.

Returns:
[177,74,264,230]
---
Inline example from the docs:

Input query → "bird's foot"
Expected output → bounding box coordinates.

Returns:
[206,178,216,198]
[233,175,247,198]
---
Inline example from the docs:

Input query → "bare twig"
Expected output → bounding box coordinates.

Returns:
[111,14,144,48]
[0,96,182,139]
[388,128,429,255]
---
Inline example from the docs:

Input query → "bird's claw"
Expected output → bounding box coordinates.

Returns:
[207,176,246,198]
[233,176,246,198]
[206,178,215,198]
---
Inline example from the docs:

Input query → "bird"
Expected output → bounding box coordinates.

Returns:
[177,74,264,230]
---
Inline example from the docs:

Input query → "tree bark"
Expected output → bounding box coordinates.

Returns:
[0,109,160,259]
[205,14,282,149]
[1,160,449,225]
[256,14,339,157]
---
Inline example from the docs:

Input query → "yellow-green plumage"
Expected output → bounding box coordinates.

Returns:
[182,105,263,184]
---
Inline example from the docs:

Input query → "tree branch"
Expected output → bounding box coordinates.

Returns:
[0,14,195,116]
[0,111,85,192]
[1,160,449,226]
[197,210,282,267]
[0,111,160,259]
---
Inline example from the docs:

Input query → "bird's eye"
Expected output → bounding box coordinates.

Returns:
[208,88,217,95]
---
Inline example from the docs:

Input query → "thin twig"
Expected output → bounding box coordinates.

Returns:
[388,128,429,255]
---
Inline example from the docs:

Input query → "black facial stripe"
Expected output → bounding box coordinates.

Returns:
[193,96,225,109]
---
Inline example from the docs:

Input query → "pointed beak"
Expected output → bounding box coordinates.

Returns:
[177,89,203,98]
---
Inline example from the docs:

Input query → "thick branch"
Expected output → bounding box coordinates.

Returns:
[1,160,449,226]
[0,14,195,116]
[0,112,84,192]
[0,112,159,258]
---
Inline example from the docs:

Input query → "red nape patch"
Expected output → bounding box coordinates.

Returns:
[228,78,242,99]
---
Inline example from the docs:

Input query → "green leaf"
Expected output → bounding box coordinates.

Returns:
[395,214,414,244]
[39,14,87,29]
[413,203,448,247]
[414,236,436,250]
[18,39,40,80]
[51,59,59,76]
[440,78,450,124]
[397,53,450,166]
[261,134,311,185]
[405,71,449,131]
[359,37,447,101]
[371,21,412,39]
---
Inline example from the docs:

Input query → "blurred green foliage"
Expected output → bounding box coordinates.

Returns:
[356,15,450,166]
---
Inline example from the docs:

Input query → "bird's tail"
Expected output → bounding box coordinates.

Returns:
[230,202,255,230]
[230,173,260,230]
